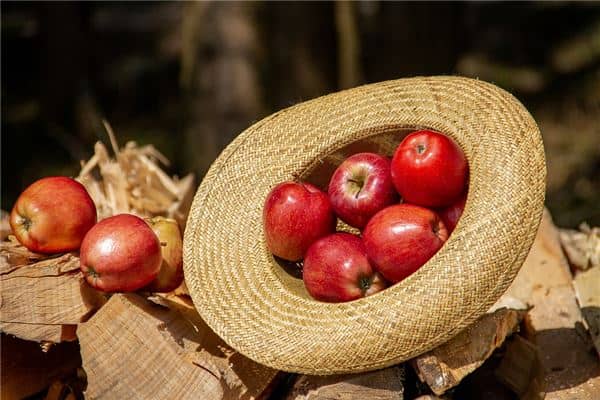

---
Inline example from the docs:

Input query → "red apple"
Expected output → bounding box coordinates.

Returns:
[80,214,162,292]
[363,204,448,283]
[328,152,398,229]
[391,130,468,208]
[10,176,97,253]
[144,217,184,293]
[303,233,387,302]
[264,182,335,261]
[438,193,467,234]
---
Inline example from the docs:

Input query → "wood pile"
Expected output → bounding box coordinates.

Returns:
[2,136,599,399]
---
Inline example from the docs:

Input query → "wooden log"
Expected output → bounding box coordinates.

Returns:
[500,209,600,399]
[559,223,600,271]
[494,334,544,400]
[573,265,600,358]
[78,293,280,399]
[451,353,516,400]
[411,308,525,395]
[0,333,81,399]
[0,249,106,343]
[285,365,405,400]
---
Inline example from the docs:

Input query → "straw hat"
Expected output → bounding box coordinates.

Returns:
[183,76,546,374]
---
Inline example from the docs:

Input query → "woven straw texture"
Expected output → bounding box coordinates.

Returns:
[183,76,546,375]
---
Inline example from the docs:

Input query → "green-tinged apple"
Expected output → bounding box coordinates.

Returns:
[144,216,184,293]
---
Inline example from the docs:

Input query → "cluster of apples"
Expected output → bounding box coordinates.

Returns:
[264,130,468,302]
[9,177,183,293]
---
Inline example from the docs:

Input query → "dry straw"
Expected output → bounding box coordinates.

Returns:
[183,76,546,374]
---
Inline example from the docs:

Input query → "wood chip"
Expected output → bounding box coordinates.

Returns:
[412,308,525,395]
[573,265,600,358]
[79,293,279,400]
[500,209,600,399]
[285,366,405,400]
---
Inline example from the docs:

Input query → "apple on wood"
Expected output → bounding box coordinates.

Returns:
[303,233,387,302]
[10,176,97,254]
[80,214,162,292]
[144,216,184,293]
[391,130,468,208]
[328,152,398,229]
[363,204,448,283]
[263,182,335,261]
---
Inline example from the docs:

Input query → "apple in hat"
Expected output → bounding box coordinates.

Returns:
[391,130,467,208]
[438,193,467,234]
[263,182,335,261]
[10,176,97,254]
[328,152,398,229]
[363,204,448,283]
[303,233,387,302]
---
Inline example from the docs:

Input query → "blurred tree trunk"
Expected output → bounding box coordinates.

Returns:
[261,2,337,110]
[38,3,92,160]
[335,1,363,89]
[181,1,265,176]
[361,2,464,80]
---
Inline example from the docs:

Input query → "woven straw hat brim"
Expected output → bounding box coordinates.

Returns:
[183,76,546,375]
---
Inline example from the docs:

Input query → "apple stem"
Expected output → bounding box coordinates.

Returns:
[347,179,364,199]
[358,275,372,293]
[19,214,32,231]
[416,144,426,154]
[431,219,440,235]
[86,265,100,278]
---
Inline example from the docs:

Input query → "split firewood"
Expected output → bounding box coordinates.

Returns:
[77,121,195,228]
[451,352,517,400]
[0,334,81,399]
[559,223,600,271]
[78,293,280,400]
[572,265,600,358]
[494,334,544,400]
[0,235,46,268]
[500,209,600,399]
[0,248,106,343]
[285,365,405,400]
[411,307,526,396]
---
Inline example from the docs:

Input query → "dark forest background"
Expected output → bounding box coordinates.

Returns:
[2,1,599,227]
